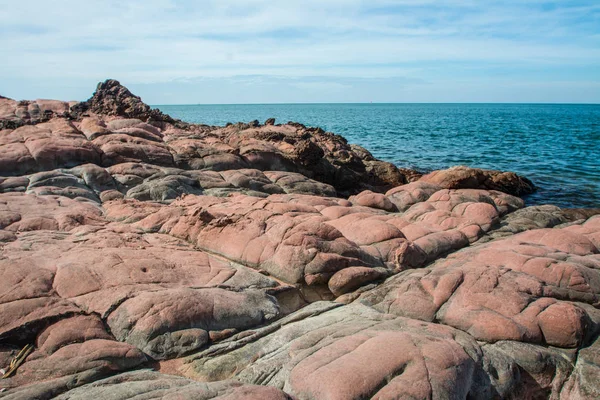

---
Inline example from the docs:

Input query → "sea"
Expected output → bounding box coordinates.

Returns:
[155,103,600,209]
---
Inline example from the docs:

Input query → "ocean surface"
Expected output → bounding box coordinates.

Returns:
[155,103,600,208]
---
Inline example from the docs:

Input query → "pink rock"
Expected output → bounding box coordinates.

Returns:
[420,165,535,196]
[349,190,397,211]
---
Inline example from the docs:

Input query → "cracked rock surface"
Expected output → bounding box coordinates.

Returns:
[1,80,598,399]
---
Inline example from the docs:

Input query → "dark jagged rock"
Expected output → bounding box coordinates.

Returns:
[75,79,178,125]
[0,97,76,130]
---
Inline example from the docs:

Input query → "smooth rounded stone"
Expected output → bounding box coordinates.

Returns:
[49,370,294,400]
[0,176,30,192]
[26,170,100,202]
[106,288,280,360]
[0,229,17,242]
[0,339,147,393]
[264,170,337,197]
[517,228,598,256]
[106,162,165,179]
[26,120,102,167]
[477,204,571,242]
[420,165,535,196]
[94,134,174,167]
[4,80,598,399]
[52,247,240,299]
[220,169,284,194]
[175,149,250,172]
[68,163,117,193]
[36,315,113,355]
[113,126,164,143]
[0,142,37,176]
[240,146,300,172]
[0,120,103,175]
[328,266,389,297]
[481,341,576,399]
[0,96,21,128]
[109,195,367,285]
[363,159,407,190]
[182,303,485,400]
[167,137,249,170]
[360,220,600,349]
[31,99,70,116]
[125,174,203,202]
[0,296,82,342]
[26,185,100,202]
[0,259,55,305]
[0,223,283,311]
[349,190,397,211]
[99,189,124,202]
[0,192,104,232]
[385,181,442,211]
[200,152,249,170]
[104,184,517,293]
[106,118,144,131]
[78,117,109,140]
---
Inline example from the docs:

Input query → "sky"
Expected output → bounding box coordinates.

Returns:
[0,0,599,104]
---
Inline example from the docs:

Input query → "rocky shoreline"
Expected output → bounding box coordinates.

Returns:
[0,80,598,399]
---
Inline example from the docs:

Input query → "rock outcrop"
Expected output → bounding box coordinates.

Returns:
[74,79,177,125]
[420,165,536,196]
[1,80,598,399]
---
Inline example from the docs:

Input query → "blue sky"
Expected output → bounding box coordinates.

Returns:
[0,0,599,103]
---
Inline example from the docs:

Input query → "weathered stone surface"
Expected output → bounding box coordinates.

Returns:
[181,302,486,400]
[264,170,337,196]
[107,288,279,360]
[560,335,600,399]
[3,80,599,400]
[104,187,517,296]
[420,165,536,196]
[481,340,576,399]
[385,181,442,211]
[360,216,600,348]
[0,192,103,232]
[0,97,74,130]
[1,315,147,397]
[0,120,102,175]
[48,370,294,400]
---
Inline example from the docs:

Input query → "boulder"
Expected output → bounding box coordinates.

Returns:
[420,165,535,196]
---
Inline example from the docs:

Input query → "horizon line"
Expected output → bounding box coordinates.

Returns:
[152,101,600,106]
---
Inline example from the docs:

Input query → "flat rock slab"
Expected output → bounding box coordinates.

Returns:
[180,302,485,400]
[104,186,522,298]
[360,216,600,348]
[50,370,294,400]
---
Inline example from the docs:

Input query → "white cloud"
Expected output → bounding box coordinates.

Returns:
[0,0,598,102]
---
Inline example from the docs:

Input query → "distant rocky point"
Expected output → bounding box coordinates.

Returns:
[0,80,598,399]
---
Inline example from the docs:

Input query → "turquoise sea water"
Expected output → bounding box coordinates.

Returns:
[155,103,600,208]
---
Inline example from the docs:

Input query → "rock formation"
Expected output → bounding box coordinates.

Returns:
[0,80,598,399]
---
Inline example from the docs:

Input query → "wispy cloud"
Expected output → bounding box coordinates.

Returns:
[0,0,598,102]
